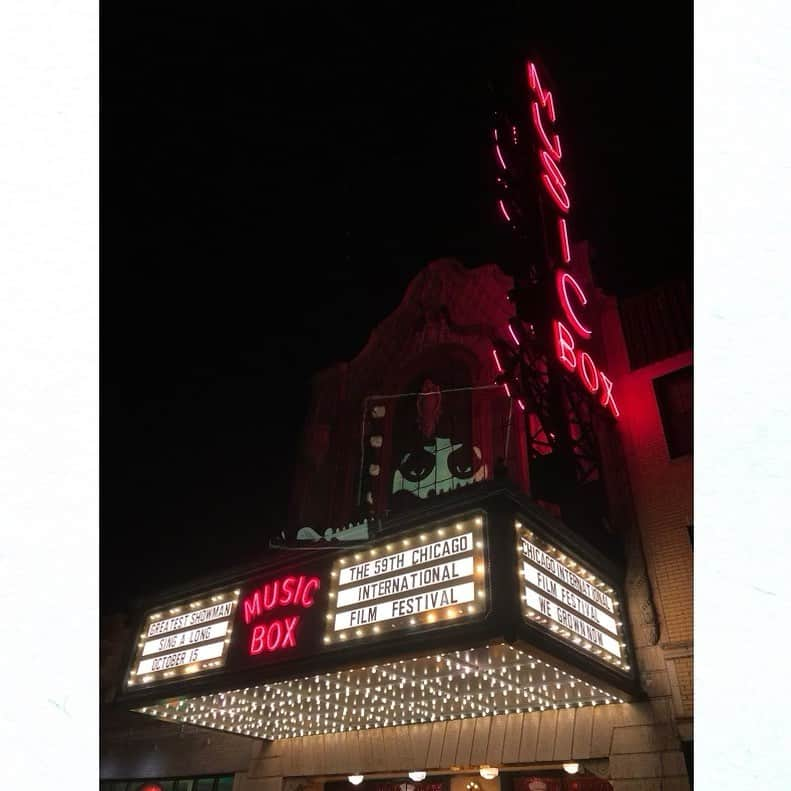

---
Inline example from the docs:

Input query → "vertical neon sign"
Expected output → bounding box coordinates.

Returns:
[525,61,620,419]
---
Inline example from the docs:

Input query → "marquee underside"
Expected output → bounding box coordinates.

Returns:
[135,642,625,741]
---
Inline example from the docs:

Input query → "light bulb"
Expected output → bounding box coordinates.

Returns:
[409,772,427,782]
[562,762,579,774]
[479,767,499,780]
[348,775,364,786]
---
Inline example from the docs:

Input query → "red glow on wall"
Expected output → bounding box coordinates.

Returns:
[497,199,511,222]
[556,271,592,339]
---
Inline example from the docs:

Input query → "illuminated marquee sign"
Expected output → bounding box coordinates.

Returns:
[126,587,240,688]
[526,61,619,418]
[324,514,487,644]
[514,518,631,673]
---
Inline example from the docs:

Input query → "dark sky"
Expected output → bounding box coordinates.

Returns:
[101,7,691,615]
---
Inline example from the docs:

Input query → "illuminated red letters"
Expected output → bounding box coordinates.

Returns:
[539,150,570,212]
[527,61,556,121]
[531,102,561,160]
[243,574,320,657]
[556,271,592,338]
[598,371,620,417]
[558,218,571,264]
[249,615,300,654]
[528,63,569,214]
[553,320,620,417]
[243,574,319,624]
[554,320,577,372]
[525,60,621,419]
[579,352,599,393]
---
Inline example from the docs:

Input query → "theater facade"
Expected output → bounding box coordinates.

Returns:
[101,59,692,791]
[102,257,692,791]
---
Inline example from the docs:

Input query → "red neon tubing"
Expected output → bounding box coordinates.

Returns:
[540,151,570,213]
[556,271,592,338]
[526,62,556,123]
[530,102,562,161]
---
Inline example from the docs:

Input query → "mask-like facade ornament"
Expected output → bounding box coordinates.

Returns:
[393,436,487,499]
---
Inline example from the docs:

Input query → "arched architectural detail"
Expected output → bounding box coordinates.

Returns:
[290,259,520,535]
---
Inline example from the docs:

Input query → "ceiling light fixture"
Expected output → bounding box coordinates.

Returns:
[562,762,580,774]
[348,775,365,786]
[479,766,499,780]
[409,772,427,782]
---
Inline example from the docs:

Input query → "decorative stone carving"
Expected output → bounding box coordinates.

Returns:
[624,525,660,646]
[584,758,610,778]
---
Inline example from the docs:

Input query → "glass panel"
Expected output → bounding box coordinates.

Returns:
[195,780,215,791]
[112,783,128,791]
[215,778,233,791]
[175,781,195,791]
[159,783,175,791]
[654,366,693,458]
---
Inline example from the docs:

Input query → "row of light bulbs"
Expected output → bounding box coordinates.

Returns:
[347,763,579,786]
[323,600,484,645]
[347,769,490,785]
[521,604,630,670]
[324,518,486,644]
[515,522,614,593]
[127,589,241,687]
[135,644,623,740]
[514,521,632,672]
[149,589,240,620]
[335,517,483,568]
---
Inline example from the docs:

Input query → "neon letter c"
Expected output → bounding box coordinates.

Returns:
[556,271,592,339]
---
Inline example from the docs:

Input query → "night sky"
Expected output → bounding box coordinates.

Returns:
[101,7,691,615]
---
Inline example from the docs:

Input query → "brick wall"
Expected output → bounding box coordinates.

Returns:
[613,350,693,647]
[672,656,693,718]
[600,298,693,750]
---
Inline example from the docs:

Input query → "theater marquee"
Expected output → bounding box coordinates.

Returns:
[118,492,637,741]
[324,514,488,644]
[126,587,241,688]
[514,518,632,675]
